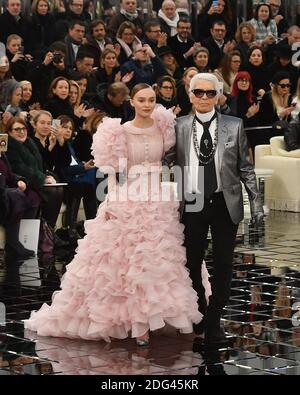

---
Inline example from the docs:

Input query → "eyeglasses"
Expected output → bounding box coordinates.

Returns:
[238,79,250,83]
[12,127,27,133]
[278,83,291,88]
[192,89,217,98]
[161,85,173,90]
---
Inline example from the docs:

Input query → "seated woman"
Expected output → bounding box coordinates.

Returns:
[176,67,198,116]
[158,47,182,81]
[235,22,256,68]
[0,53,12,83]
[19,80,41,112]
[245,46,270,98]
[5,117,64,235]
[155,75,180,115]
[115,21,142,65]
[0,79,26,119]
[192,47,211,73]
[55,115,98,239]
[249,3,278,46]
[213,50,241,95]
[258,71,294,126]
[95,48,121,87]
[0,136,40,259]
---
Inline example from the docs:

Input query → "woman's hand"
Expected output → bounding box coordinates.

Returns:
[2,112,12,125]
[11,52,25,63]
[121,71,134,84]
[48,132,57,151]
[171,105,181,115]
[114,71,121,82]
[257,89,265,98]
[83,159,95,170]
[17,180,26,191]
[50,125,65,146]
[74,103,86,118]
[218,93,227,106]
[279,106,295,119]
[246,102,260,118]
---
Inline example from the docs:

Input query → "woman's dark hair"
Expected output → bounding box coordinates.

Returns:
[130,83,153,99]
[57,114,75,131]
[200,0,234,25]
[5,116,28,134]
[247,45,265,65]
[155,75,176,99]
[218,50,241,86]
[254,3,273,26]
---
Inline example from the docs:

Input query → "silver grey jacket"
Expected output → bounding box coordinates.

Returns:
[167,112,263,223]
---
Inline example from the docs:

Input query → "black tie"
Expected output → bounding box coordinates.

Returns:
[195,113,218,199]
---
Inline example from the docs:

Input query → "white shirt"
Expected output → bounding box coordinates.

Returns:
[71,43,80,58]
[96,39,105,52]
[187,109,221,194]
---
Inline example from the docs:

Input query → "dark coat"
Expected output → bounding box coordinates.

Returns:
[5,136,45,192]
[0,11,27,46]
[167,35,195,71]
[72,129,93,162]
[54,9,91,41]
[107,12,143,38]
[26,13,56,59]
[202,36,227,70]
[84,35,112,68]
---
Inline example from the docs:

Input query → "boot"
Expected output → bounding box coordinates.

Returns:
[65,198,82,242]
[5,221,35,260]
[82,197,97,220]
[204,306,228,346]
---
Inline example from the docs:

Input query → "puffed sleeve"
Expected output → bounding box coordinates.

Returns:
[91,117,127,174]
[151,105,176,152]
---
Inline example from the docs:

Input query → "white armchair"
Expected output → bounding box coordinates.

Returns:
[255,136,300,212]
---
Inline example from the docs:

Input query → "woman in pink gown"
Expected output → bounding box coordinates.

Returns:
[24,84,210,345]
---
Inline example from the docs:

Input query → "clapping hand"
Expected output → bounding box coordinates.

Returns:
[121,71,134,84]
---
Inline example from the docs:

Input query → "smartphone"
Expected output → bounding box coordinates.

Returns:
[0,134,8,152]
[212,0,219,8]
[52,119,61,128]
[218,81,224,95]
[19,46,24,54]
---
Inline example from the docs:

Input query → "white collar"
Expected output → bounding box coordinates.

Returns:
[177,35,187,43]
[196,109,216,123]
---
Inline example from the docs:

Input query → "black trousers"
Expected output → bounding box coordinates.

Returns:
[183,192,238,320]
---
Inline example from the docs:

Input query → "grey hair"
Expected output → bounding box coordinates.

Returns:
[189,73,220,93]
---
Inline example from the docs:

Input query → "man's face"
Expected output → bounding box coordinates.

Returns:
[121,0,136,13]
[268,0,281,16]
[7,0,21,16]
[189,79,218,114]
[162,2,176,19]
[211,24,226,41]
[92,23,106,41]
[289,31,300,46]
[134,46,149,62]
[69,0,84,15]
[145,25,161,43]
[76,57,94,74]
[177,22,191,40]
[69,24,85,43]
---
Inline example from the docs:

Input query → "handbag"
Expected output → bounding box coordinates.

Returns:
[38,219,54,255]
[72,167,97,186]
[284,122,300,151]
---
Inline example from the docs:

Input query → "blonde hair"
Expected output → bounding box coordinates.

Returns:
[69,80,82,107]
[32,110,52,124]
[271,81,291,112]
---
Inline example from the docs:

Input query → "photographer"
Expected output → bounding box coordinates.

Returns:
[26,42,70,106]
[6,34,33,81]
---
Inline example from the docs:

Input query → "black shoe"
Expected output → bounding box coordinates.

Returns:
[6,244,35,261]
[53,233,69,248]
[204,326,229,346]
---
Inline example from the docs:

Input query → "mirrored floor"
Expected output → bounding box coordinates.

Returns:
[0,210,300,375]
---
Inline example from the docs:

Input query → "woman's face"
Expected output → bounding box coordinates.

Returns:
[35,114,52,137]
[215,0,225,14]
[237,77,250,91]
[249,49,263,66]
[231,55,241,73]
[53,80,69,100]
[183,70,198,88]
[37,0,49,15]
[103,53,117,69]
[61,121,73,140]
[11,87,22,106]
[276,78,291,96]
[241,27,252,44]
[22,83,32,102]
[0,56,9,73]
[195,52,209,68]
[121,28,134,44]
[9,122,28,143]
[159,81,174,99]
[258,5,270,22]
[130,87,156,118]
[77,78,87,96]
[69,85,79,105]
[162,53,175,67]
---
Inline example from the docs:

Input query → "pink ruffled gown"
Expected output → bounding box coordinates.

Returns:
[24,106,211,341]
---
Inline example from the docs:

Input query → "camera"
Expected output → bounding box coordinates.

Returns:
[52,52,62,64]
[254,96,263,104]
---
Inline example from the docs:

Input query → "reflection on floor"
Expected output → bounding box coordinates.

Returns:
[0,210,299,375]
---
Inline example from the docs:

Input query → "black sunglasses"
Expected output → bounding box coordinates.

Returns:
[192,89,217,98]
[278,83,291,88]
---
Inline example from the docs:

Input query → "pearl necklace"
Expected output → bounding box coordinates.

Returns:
[192,115,219,165]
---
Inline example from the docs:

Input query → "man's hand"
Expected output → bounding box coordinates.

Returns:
[274,15,284,25]
[17,180,26,191]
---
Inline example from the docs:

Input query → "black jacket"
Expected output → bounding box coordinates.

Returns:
[26,13,56,60]
[0,11,27,47]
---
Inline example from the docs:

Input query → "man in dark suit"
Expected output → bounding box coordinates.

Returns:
[170,73,264,345]
[85,19,111,68]
[0,0,27,46]
[202,21,235,70]
[64,20,85,72]
[167,17,201,71]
